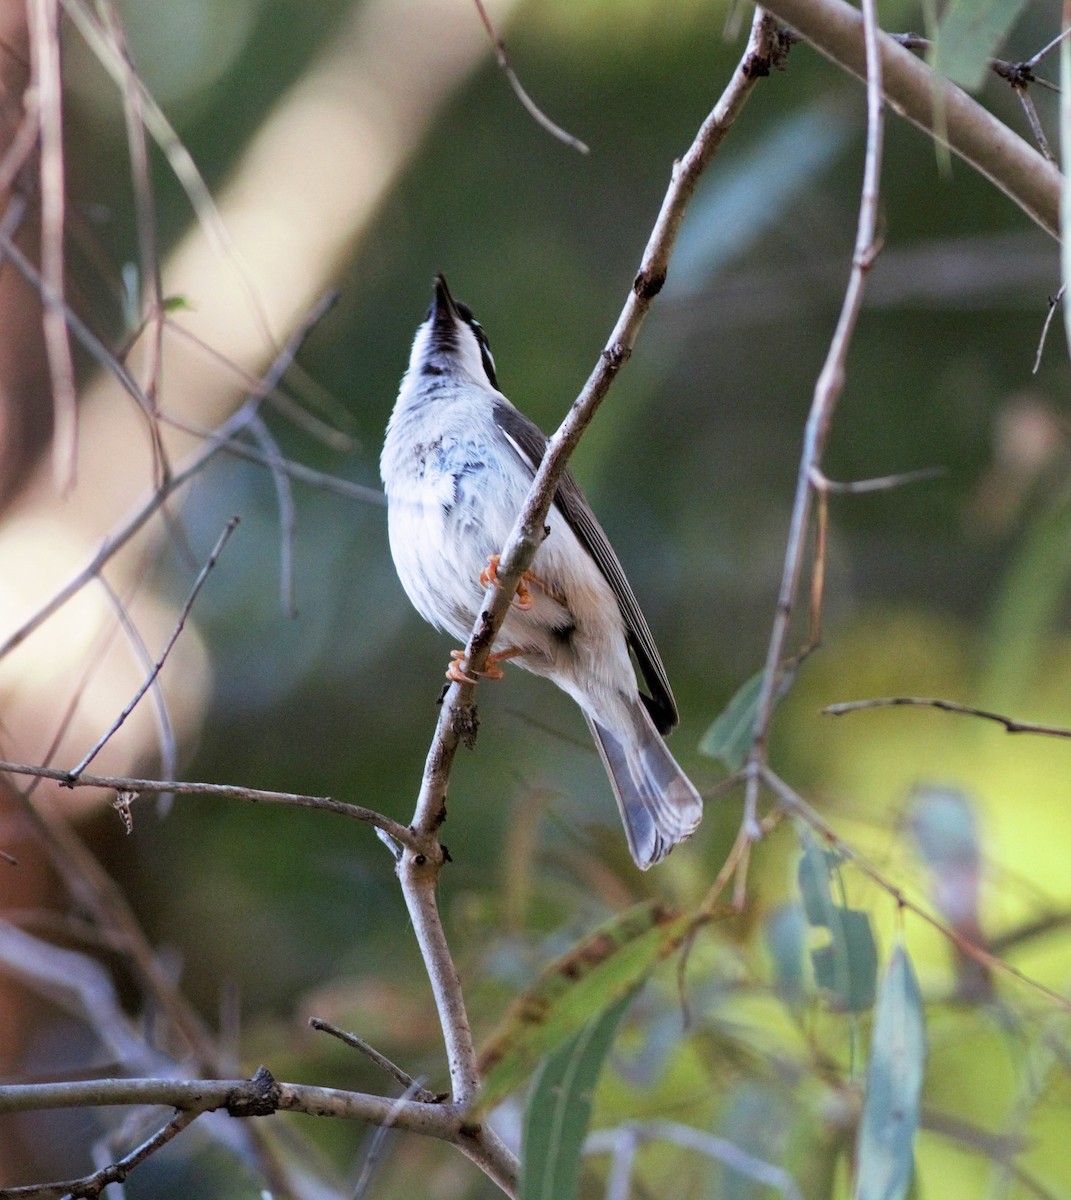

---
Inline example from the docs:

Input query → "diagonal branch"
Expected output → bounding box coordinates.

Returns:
[394,6,784,1127]
[759,0,1062,239]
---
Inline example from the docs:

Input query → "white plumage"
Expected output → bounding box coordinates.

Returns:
[381,277,703,868]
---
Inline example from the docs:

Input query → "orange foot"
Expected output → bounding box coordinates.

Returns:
[446,646,524,684]
[479,554,542,611]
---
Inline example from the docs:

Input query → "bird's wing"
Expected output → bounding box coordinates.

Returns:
[492,397,678,734]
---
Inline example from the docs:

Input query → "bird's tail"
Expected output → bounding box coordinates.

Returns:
[585,700,703,870]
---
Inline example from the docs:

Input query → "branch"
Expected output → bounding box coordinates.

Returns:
[823,696,1071,739]
[743,0,886,847]
[759,0,1062,239]
[394,8,784,1121]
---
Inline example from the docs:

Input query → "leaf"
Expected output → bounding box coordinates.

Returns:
[811,908,878,1013]
[930,0,1032,91]
[699,670,765,770]
[796,831,877,1012]
[765,904,807,1010]
[521,989,634,1200]
[475,902,697,1114]
[853,944,926,1200]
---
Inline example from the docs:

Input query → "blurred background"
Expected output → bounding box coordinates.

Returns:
[0,0,1068,1196]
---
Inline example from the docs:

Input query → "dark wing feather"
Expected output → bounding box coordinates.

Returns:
[492,398,678,734]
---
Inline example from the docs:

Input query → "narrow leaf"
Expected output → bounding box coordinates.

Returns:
[699,670,765,770]
[930,0,1031,91]
[811,908,878,1012]
[797,831,841,928]
[475,902,697,1113]
[1062,11,1071,361]
[521,989,634,1200]
[853,944,926,1200]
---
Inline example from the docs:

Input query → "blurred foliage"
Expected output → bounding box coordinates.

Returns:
[10,0,1071,1196]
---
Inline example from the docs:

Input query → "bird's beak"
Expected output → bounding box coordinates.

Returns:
[432,274,458,324]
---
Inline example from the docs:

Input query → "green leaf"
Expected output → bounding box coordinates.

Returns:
[930,0,1032,91]
[699,670,765,770]
[811,908,879,1013]
[797,834,839,928]
[853,944,926,1200]
[765,904,807,1010]
[475,902,697,1114]
[521,989,634,1200]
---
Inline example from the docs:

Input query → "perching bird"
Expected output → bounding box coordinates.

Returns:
[380,276,703,868]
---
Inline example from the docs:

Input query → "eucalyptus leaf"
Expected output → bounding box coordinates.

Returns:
[476,902,697,1114]
[930,0,1031,91]
[521,989,634,1200]
[853,944,926,1200]
[699,670,765,770]
[811,908,878,1013]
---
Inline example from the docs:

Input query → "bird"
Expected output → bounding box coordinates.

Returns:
[380,275,703,869]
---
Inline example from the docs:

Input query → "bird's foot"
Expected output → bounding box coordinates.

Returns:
[480,553,540,610]
[446,646,523,684]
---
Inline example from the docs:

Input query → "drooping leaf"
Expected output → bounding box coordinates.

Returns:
[521,989,634,1200]
[765,904,807,1010]
[811,907,879,1013]
[475,902,697,1113]
[699,670,765,770]
[797,831,878,1012]
[853,944,926,1200]
[930,0,1032,91]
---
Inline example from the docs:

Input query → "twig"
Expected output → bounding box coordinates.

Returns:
[396,8,783,1119]
[0,292,335,662]
[0,760,417,847]
[1024,27,1071,70]
[812,465,944,493]
[761,766,1071,1014]
[1033,285,1065,373]
[758,0,1062,239]
[823,696,1071,739]
[586,1121,804,1200]
[742,0,885,855]
[27,0,78,492]
[308,1018,443,1104]
[66,517,240,779]
[471,0,589,155]
[0,1107,201,1200]
[248,414,298,617]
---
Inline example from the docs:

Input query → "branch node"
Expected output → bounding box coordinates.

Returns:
[226,1065,281,1118]
[633,268,666,300]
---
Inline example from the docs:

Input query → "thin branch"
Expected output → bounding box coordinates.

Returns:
[308,1018,443,1104]
[761,767,1071,1014]
[0,291,335,662]
[395,8,783,1118]
[0,760,417,847]
[812,465,944,493]
[67,517,240,779]
[1024,26,1071,70]
[759,0,1062,239]
[742,0,885,848]
[248,414,298,617]
[1033,285,1065,373]
[27,0,78,491]
[471,0,589,154]
[1,1107,201,1200]
[823,696,1071,739]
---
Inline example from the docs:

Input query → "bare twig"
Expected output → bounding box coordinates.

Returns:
[1024,27,1071,70]
[823,696,1071,739]
[742,0,885,854]
[812,465,944,494]
[0,292,336,662]
[472,0,589,154]
[763,767,1071,1014]
[395,9,783,1122]
[27,0,78,491]
[0,760,417,847]
[308,1018,443,1104]
[1033,285,1065,373]
[0,1108,201,1200]
[67,517,240,780]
